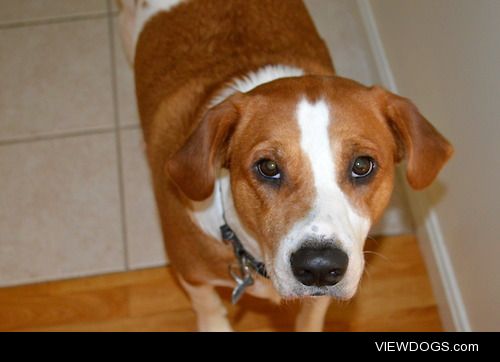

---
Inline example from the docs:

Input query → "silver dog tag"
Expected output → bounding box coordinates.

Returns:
[229,264,254,304]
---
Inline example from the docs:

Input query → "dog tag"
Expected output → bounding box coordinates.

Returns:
[229,264,254,304]
[231,274,254,304]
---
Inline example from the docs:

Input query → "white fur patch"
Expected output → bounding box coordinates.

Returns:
[178,276,233,331]
[190,174,225,242]
[210,65,304,106]
[191,169,262,260]
[272,98,371,299]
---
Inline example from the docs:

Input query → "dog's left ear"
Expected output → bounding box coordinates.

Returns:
[373,87,454,190]
[166,94,243,201]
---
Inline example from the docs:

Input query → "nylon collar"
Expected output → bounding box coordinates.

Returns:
[220,223,268,278]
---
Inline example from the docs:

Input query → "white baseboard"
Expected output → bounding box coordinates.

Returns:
[402,180,471,331]
[356,0,470,331]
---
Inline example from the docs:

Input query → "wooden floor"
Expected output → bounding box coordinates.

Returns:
[0,235,442,331]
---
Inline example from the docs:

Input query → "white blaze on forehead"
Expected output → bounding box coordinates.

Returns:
[296,99,333,194]
[295,98,370,243]
[271,98,371,298]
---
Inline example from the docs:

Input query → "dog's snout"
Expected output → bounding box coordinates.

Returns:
[291,245,348,287]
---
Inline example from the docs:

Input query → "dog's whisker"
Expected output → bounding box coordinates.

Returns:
[362,266,372,279]
[363,250,390,262]
[366,235,380,245]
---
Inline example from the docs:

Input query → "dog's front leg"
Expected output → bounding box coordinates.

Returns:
[295,297,331,332]
[179,277,233,332]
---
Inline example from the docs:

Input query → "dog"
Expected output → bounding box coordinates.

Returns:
[117,0,453,331]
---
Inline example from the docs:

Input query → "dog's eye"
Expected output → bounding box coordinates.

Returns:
[351,156,374,178]
[257,159,281,180]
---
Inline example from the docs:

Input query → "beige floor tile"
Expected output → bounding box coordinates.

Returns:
[0,133,125,287]
[0,0,107,25]
[0,18,114,142]
[113,17,140,127]
[121,129,167,269]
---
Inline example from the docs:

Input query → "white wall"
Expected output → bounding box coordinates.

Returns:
[304,0,379,85]
[365,0,500,331]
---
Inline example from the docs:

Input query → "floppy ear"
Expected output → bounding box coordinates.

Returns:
[166,95,242,201]
[375,87,454,190]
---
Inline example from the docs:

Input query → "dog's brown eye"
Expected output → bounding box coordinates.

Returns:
[257,159,280,179]
[352,156,374,178]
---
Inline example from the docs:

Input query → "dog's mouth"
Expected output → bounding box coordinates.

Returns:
[267,247,364,300]
[310,290,328,297]
[274,282,358,300]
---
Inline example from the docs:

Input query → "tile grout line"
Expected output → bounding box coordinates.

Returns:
[106,0,131,272]
[0,124,140,147]
[0,127,115,146]
[0,11,118,30]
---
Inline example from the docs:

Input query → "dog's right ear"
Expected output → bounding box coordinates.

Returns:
[166,94,243,201]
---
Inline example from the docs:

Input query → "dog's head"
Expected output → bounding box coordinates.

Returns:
[167,76,453,299]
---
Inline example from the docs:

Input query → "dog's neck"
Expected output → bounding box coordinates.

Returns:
[190,64,306,259]
[191,168,263,260]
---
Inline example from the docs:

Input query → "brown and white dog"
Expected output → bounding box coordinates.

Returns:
[117,0,453,331]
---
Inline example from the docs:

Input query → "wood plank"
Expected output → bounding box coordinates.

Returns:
[0,235,442,331]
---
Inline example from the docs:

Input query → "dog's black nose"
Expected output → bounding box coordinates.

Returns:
[291,245,348,287]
